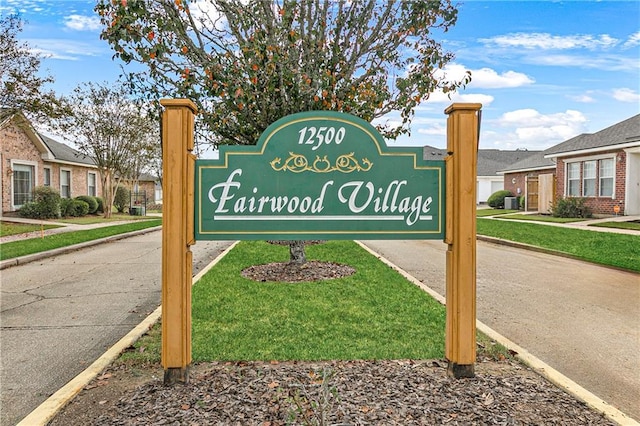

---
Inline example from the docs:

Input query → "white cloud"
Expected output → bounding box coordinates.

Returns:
[524,53,639,72]
[623,31,640,48]
[189,0,227,31]
[435,63,533,89]
[416,123,447,137]
[425,90,494,106]
[27,39,102,60]
[612,88,640,103]
[64,15,102,31]
[470,68,534,89]
[490,109,588,149]
[568,94,595,103]
[480,33,619,50]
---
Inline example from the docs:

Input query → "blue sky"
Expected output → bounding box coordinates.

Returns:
[3,0,639,152]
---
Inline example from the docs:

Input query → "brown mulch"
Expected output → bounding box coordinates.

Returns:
[242,260,356,282]
[51,359,615,426]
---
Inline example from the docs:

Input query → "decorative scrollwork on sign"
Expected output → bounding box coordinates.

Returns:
[335,152,373,173]
[270,152,373,173]
[270,152,309,173]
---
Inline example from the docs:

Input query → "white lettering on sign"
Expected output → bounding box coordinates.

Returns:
[206,168,433,226]
[297,126,345,151]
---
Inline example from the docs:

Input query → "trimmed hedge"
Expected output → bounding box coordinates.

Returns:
[487,190,513,209]
[76,195,99,214]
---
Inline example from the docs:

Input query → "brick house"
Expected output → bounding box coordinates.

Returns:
[423,145,541,204]
[120,172,162,207]
[499,152,556,212]
[501,113,640,216]
[544,114,640,216]
[0,109,102,216]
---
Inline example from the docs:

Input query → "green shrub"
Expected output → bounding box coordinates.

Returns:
[60,198,73,217]
[18,202,42,219]
[114,186,130,213]
[18,186,61,219]
[550,197,592,218]
[95,196,105,213]
[487,190,513,209]
[67,199,90,217]
[76,195,98,214]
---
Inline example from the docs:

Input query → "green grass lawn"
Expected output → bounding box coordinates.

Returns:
[0,221,61,237]
[494,213,585,223]
[476,208,519,217]
[477,218,640,272]
[0,219,161,261]
[118,240,509,366]
[54,213,154,224]
[590,220,640,231]
[191,240,446,361]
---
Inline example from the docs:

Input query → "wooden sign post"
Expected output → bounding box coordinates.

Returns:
[160,99,197,384]
[444,103,481,378]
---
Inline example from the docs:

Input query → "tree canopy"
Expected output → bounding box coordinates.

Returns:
[0,14,68,123]
[97,0,470,148]
[52,81,160,217]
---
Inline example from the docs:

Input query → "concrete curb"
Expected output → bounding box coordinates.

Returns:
[0,226,162,270]
[15,241,239,426]
[356,241,640,426]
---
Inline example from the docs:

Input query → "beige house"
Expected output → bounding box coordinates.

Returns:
[0,109,101,216]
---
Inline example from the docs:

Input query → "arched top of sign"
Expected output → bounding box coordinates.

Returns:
[259,110,383,154]
[211,111,433,171]
[195,110,445,240]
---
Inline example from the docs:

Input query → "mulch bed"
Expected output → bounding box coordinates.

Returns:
[243,240,356,283]
[242,261,356,283]
[88,359,615,425]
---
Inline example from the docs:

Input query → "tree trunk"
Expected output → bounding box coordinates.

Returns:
[289,240,307,264]
[101,170,113,218]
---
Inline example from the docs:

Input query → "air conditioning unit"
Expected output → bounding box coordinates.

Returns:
[504,197,519,210]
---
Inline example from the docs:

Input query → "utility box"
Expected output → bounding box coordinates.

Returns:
[504,197,519,210]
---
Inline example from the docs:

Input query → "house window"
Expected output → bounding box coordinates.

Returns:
[43,167,51,187]
[88,172,97,196]
[13,163,35,207]
[567,163,580,196]
[582,161,596,196]
[60,169,71,198]
[599,158,614,197]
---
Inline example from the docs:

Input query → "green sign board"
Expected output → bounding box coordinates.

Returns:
[195,111,445,240]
